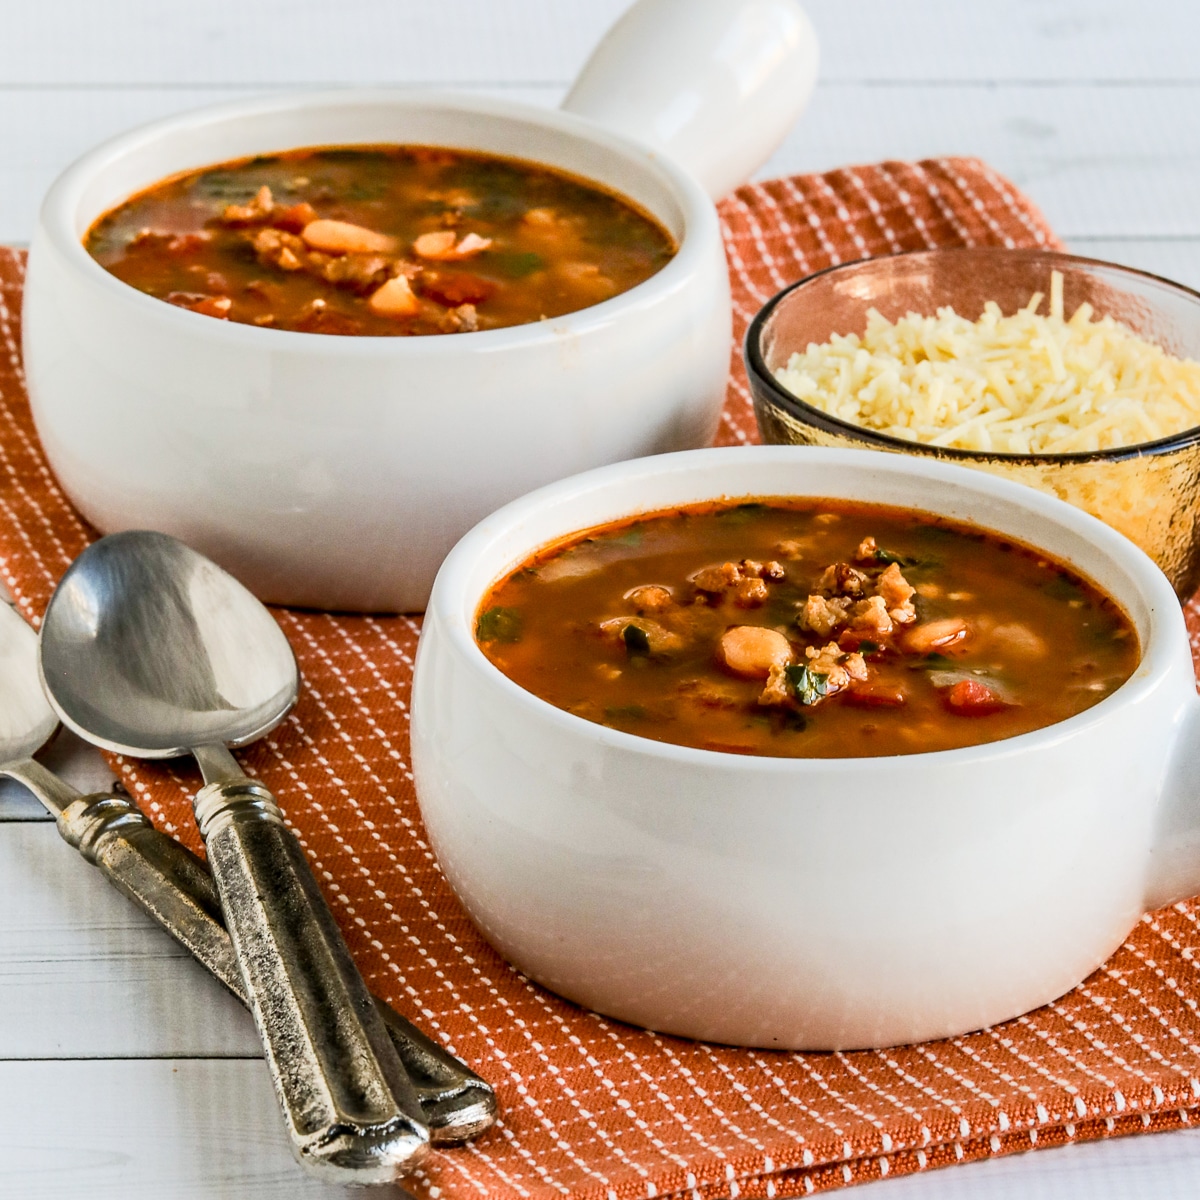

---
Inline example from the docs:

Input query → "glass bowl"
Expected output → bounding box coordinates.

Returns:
[745,247,1200,599]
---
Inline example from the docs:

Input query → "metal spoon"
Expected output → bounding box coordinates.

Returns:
[39,531,432,1182]
[0,597,494,1145]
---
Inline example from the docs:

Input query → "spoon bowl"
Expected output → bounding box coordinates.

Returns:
[40,530,296,757]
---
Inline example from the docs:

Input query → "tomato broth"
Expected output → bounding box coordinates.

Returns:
[476,499,1139,758]
[85,145,677,336]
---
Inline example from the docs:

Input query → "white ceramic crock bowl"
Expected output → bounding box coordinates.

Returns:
[411,446,1200,1050]
[22,0,818,612]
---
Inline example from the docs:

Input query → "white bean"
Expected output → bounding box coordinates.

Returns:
[302,219,398,255]
[720,626,793,678]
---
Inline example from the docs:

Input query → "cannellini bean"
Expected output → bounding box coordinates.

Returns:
[987,622,1048,659]
[413,230,493,260]
[413,231,457,258]
[903,617,970,655]
[302,219,398,255]
[368,275,420,318]
[720,626,793,679]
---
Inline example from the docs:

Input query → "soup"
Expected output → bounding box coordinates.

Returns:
[84,145,677,336]
[476,499,1138,758]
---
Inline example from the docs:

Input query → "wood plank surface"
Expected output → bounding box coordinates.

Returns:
[0,823,260,1058]
[0,1060,362,1199]
[5,0,1199,87]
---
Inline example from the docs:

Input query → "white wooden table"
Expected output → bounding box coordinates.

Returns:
[3,3,1200,1195]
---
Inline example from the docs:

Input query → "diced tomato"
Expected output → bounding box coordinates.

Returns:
[844,683,907,708]
[837,631,884,654]
[294,308,364,336]
[943,679,1007,716]
[271,202,319,234]
[421,272,496,306]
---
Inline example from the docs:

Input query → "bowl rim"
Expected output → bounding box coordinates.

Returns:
[744,246,1200,464]
[36,86,718,356]
[424,444,1184,774]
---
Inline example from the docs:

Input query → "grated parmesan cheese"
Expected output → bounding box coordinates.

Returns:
[774,271,1200,455]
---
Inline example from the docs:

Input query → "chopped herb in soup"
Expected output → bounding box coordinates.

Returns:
[84,145,676,336]
[477,500,1139,758]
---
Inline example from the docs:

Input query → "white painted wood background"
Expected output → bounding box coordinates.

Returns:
[3,2,1200,1196]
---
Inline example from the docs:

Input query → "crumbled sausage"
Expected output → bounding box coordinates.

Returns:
[817,562,868,597]
[804,641,865,693]
[692,561,741,593]
[221,185,274,226]
[800,594,851,637]
[742,560,786,581]
[692,560,785,601]
[759,663,792,707]
[321,254,394,291]
[877,562,917,624]
[734,577,769,607]
[251,227,307,271]
[844,652,869,682]
[437,303,479,333]
[849,595,893,637]
[625,585,674,614]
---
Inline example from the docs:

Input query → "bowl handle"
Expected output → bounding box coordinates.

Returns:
[1147,695,1200,910]
[561,0,819,201]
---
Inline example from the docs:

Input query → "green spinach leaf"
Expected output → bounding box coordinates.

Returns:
[477,606,523,643]
[785,664,830,706]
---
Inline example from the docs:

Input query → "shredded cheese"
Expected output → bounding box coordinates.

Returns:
[774,271,1200,454]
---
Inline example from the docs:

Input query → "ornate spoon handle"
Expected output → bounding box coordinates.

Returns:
[191,774,429,1181]
[2,758,495,1146]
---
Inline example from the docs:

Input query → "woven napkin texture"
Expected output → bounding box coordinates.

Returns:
[4,156,1200,1197]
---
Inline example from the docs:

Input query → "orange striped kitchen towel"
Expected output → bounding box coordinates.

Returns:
[4,158,1200,1198]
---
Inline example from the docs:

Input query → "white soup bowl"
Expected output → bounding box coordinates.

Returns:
[411,446,1200,1050]
[22,0,818,611]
